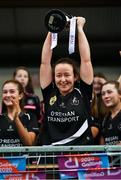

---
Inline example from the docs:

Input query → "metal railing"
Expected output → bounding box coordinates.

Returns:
[0,145,121,179]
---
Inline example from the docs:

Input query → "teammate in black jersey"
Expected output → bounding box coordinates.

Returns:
[38,17,99,145]
[1,66,43,126]
[0,79,39,147]
[13,66,43,126]
[100,80,121,145]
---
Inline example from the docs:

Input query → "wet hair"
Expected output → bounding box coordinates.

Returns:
[101,80,121,95]
[13,66,34,94]
[52,57,80,80]
[1,79,24,113]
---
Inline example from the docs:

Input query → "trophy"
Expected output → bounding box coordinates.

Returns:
[44,9,76,54]
[44,9,73,33]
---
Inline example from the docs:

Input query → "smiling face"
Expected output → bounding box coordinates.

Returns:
[101,83,121,108]
[54,63,76,96]
[2,82,22,107]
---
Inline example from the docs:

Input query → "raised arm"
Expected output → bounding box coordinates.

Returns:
[77,17,93,84]
[40,32,53,89]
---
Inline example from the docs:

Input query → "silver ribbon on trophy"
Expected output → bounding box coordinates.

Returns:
[51,33,58,49]
[44,9,76,54]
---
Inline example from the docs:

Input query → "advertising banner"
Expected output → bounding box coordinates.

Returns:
[0,156,26,173]
[78,167,121,179]
[0,170,46,180]
[57,153,109,179]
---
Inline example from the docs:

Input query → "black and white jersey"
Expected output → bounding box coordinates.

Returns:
[24,93,41,121]
[38,80,94,145]
[0,112,39,147]
[1,93,42,123]
[101,111,121,145]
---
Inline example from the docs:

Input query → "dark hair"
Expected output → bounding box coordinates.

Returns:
[13,66,34,94]
[94,72,107,81]
[1,79,24,113]
[52,57,80,80]
[101,80,121,95]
